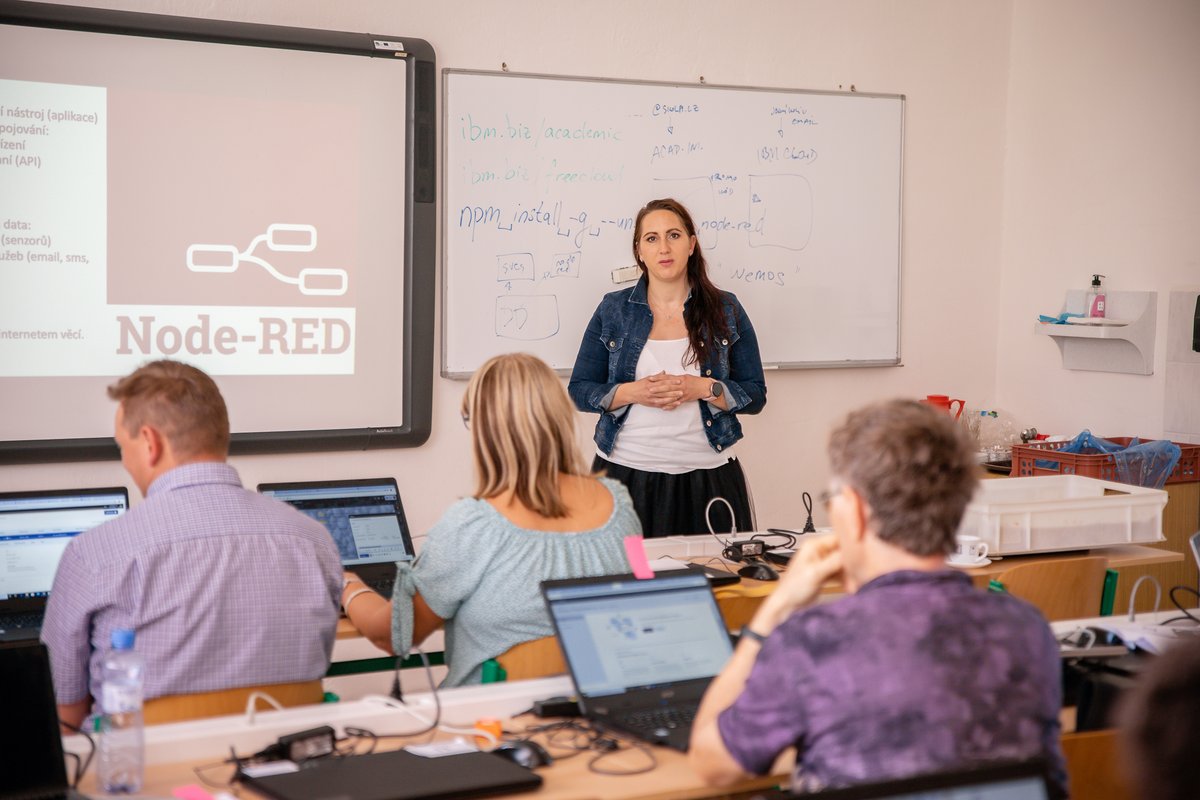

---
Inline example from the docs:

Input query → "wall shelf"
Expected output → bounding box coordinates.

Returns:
[1035,290,1157,374]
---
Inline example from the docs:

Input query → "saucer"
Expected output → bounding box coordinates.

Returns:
[946,556,991,569]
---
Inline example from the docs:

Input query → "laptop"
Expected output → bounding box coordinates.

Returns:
[541,570,734,751]
[258,478,414,599]
[0,641,91,800]
[0,487,129,644]
[792,759,1053,799]
[239,748,541,800]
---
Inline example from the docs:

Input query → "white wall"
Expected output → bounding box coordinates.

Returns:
[4,1,1019,532]
[996,0,1200,439]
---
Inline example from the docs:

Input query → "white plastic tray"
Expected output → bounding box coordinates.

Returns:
[956,475,1166,556]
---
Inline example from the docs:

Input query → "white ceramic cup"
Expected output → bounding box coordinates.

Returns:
[951,535,989,563]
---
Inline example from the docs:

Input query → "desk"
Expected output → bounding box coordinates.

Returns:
[955,543,1182,590]
[69,677,789,800]
[325,538,1182,693]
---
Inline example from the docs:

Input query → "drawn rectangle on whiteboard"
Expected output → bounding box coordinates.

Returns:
[442,70,904,377]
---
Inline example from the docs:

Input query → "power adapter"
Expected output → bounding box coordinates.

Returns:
[722,540,764,562]
[237,725,337,779]
[532,695,582,718]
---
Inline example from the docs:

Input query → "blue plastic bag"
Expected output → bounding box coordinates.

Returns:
[1038,431,1182,489]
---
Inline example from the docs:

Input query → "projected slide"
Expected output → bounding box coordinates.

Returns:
[0,77,356,378]
[0,11,431,449]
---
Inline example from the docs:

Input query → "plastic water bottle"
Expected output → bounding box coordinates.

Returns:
[97,628,144,793]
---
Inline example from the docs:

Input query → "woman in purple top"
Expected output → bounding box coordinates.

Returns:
[689,399,1068,797]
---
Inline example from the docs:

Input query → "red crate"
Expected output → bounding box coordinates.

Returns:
[1010,436,1199,485]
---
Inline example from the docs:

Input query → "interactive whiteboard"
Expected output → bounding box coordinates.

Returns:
[0,1,436,462]
[442,70,903,376]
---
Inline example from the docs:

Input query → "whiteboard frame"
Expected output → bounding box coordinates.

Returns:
[441,68,904,378]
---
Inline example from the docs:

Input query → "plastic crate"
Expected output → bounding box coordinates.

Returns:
[1010,436,1199,485]
[957,475,1166,556]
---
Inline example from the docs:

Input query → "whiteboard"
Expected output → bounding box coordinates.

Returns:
[442,70,903,377]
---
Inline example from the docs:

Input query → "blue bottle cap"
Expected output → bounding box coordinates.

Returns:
[111,628,136,650]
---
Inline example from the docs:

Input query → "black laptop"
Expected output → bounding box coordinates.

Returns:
[239,748,541,800]
[0,641,90,800]
[541,570,734,751]
[258,478,414,599]
[0,487,129,643]
[792,759,1054,799]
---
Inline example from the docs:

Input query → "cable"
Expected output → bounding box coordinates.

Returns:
[513,719,657,775]
[390,653,405,702]
[585,725,658,776]
[800,492,816,533]
[704,496,736,547]
[1127,574,1162,621]
[244,690,285,724]
[753,530,797,549]
[1160,585,1200,627]
[355,647,503,746]
[59,720,95,788]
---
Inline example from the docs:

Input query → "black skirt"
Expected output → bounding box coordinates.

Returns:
[593,455,755,538]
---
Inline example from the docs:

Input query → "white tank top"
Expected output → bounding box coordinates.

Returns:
[603,337,731,473]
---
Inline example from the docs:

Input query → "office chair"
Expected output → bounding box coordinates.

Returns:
[142,679,324,724]
[492,636,567,682]
[993,555,1109,621]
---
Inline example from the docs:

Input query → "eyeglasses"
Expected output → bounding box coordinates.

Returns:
[460,409,470,430]
[819,483,844,510]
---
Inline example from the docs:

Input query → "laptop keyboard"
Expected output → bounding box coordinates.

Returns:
[365,575,394,597]
[623,706,696,735]
[0,611,46,640]
[0,611,45,630]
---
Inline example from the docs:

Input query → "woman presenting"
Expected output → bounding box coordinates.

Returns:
[569,198,767,537]
[341,353,640,686]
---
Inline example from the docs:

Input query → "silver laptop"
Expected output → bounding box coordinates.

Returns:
[0,487,129,643]
[258,478,414,599]
[541,570,733,751]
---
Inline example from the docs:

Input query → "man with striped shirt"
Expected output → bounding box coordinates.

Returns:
[42,360,341,727]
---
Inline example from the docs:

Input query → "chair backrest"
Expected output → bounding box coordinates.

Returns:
[995,555,1109,621]
[142,679,324,724]
[493,636,566,681]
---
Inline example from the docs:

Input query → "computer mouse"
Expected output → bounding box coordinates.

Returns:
[490,740,553,769]
[737,562,779,582]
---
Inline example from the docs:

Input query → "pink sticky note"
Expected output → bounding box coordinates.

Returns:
[624,536,654,580]
[173,786,215,800]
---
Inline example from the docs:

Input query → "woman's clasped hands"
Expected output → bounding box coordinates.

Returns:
[625,371,713,410]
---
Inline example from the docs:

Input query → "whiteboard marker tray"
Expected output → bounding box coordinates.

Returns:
[956,475,1166,556]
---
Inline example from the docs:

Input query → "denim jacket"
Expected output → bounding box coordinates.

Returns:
[568,278,767,456]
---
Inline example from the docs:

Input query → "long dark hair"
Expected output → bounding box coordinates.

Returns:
[632,198,728,366]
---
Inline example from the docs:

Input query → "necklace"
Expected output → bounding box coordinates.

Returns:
[648,293,686,322]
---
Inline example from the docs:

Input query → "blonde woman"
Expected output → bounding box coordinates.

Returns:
[341,353,641,686]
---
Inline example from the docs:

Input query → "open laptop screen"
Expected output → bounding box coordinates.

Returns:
[258,478,414,566]
[0,642,79,799]
[543,572,732,698]
[802,759,1052,799]
[0,487,129,603]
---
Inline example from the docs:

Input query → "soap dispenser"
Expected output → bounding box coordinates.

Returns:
[1087,274,1107,318]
